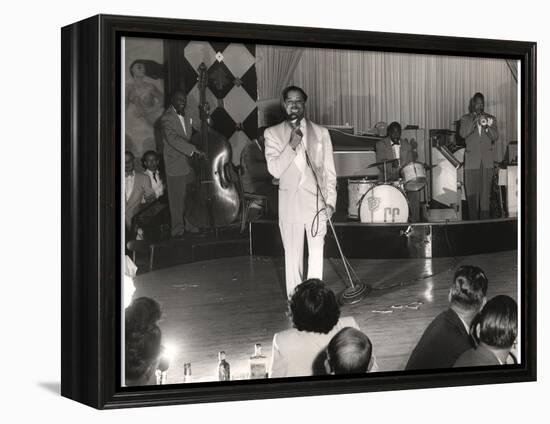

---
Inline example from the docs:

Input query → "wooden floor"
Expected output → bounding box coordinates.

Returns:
[132,250,518,384]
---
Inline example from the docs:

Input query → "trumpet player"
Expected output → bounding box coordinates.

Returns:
[459,92,499,220]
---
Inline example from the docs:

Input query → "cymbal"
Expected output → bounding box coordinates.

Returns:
[368,158,399,168]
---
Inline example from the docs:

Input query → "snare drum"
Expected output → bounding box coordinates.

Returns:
[347,179,376,218]
[359,183,409,223]
[401,162,427,191]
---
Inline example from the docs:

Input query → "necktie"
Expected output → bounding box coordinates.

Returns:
[291,121,307,178]
[153,172,158,183]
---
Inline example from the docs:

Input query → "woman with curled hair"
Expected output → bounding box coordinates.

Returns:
[454,295,518,367]
[125,297,163,386]
[269,279,366,378]
[125,296,162,333]
[125,324,162,386]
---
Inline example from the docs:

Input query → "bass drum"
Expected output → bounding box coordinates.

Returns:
[347,179,376,219]
[359,184,409,223]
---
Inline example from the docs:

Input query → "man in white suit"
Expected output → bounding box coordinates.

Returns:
[264,86,337,298]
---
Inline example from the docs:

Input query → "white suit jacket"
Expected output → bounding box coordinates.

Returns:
[264,120,337,224]
[269,316,359,378]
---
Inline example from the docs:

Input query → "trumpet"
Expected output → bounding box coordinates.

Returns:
[477,113,495,127]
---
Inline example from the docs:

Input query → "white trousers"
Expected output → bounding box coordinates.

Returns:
[279,220,327,298]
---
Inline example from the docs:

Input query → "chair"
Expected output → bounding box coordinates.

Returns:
[237,138,276,232]
[240,192,269,232]
[126,240,156,273]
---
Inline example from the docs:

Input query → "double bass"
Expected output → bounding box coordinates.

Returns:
[185,63,241,229]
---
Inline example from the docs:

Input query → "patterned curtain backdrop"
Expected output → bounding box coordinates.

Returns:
[256,45,304,126]
[287,48,518,161]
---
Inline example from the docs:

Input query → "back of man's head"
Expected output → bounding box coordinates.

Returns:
[327,327,372,374]
[449,265,489,311]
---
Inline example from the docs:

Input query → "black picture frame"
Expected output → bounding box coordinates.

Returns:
[61,14,537,409]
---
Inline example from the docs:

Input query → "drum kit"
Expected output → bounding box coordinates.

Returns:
[348,158,432,223]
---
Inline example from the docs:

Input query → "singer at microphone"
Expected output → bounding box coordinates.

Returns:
[264,86,337,298]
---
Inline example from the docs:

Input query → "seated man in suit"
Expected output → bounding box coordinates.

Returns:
[132,150,170,241]
[141,150,165,200]
[269,279,361,378]
[125,151,155,234]
[406,265,489,370]
[375,121,421,222]
[324,327,375,375]
[454,295,517,367]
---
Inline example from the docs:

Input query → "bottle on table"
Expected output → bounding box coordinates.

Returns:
[156,348,170,385]
[249,343,267,379]
[183,362,192,383]
[217,351,230,381]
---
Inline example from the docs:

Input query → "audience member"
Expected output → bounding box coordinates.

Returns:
[125,296,163,386]
[406,265,489,370]
[124,255,138,308]
[125,150,155,231]
[325,327,374,375]
[454,295,517,367]
[125,296,162,333]
[141,150,165,200]
[269,279,361,378]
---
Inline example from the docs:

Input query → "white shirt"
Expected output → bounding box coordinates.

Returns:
[173,106,188,136]
[392,143,400,160]
[457,314,471,333]
[144,169,164,199]
[125,171,135,202]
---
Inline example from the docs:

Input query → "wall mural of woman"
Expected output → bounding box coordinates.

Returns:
[125,59,165,168]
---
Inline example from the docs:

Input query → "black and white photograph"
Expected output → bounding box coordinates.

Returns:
[4,0,543,421]
[121,36,523,385]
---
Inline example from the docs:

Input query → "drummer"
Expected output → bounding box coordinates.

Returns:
[375,121,420,222]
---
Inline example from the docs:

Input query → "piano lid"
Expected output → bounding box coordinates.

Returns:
[327,128,381,151]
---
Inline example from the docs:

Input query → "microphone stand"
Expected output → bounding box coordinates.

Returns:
[298,132,370,305]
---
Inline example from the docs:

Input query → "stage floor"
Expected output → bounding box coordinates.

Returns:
[132,250,518,384]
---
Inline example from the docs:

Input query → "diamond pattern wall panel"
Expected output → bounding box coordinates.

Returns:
[240,65,258,101]
[186,84,219,130]
[184,41,217,71]
[223,44,255,78]
[182,41,258,165]
[209,41,231,54]
[179,55,199,96]
[224,86,257,123]
[242,108,259,141]
[207,61,235,99]
[210,107,237,140]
